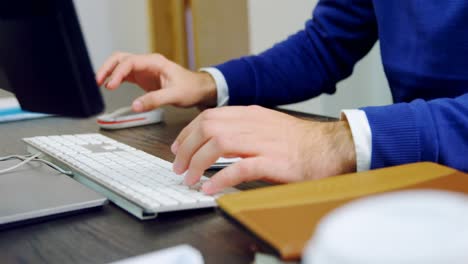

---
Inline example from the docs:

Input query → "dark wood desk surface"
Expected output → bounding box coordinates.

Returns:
[0,89,335,264]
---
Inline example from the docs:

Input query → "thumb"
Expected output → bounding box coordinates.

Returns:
[202,157,268,194]
[132,89,178,112]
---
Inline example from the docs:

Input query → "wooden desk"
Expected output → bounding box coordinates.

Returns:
[0,89,334,263]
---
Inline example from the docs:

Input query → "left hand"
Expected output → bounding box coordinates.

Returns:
[171,106,356,194]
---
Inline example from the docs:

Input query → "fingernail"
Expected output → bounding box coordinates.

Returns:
[132,100,144,112]
[183,173,195,186]
[171,141,179,154]
[202,181,213,194]
[183,177,191,186]
[173,162,183,175]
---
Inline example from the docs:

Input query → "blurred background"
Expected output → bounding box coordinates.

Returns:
[74,0,392,118]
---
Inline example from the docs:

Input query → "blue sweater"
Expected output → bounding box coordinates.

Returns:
[215,0,468,172]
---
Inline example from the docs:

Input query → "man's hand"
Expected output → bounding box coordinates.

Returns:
[96,52,217,111]
[171,106,357,194]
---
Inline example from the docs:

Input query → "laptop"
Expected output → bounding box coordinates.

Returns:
[0,159,106,227]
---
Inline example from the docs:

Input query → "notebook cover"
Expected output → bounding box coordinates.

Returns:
[0,159,107,227]
[217,162,468,260]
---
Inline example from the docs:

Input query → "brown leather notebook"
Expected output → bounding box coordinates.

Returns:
[217,162,468,260]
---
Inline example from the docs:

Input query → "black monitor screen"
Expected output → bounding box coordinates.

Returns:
[0,0,104,117]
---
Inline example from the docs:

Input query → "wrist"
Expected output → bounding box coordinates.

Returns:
[196,72,218,109]
[298,119,356,180]
[326,121,357,174]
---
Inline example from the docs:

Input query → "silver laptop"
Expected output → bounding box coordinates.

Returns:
[0,159,107,226]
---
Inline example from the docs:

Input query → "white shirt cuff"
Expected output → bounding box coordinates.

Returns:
[199,67,229,107]
[340,109,372,172]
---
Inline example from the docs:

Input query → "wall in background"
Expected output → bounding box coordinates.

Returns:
[74,0,151,71]
[247,0,392,117]
[73,0,150,108]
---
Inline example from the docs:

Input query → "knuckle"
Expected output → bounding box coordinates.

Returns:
[120,55,133,65]
[151,53,165,63]
[201,108,218,120]
[150,53,168,69]
[247,105,262,112]
[112,51,122,57]
[199,120,215,136]
[112,51,128,60]
[152,53,163,59]
[212,136,229,151]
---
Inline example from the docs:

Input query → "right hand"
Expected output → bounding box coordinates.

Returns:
[96,52,218,112]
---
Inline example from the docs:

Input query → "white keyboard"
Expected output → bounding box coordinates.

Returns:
[23,133,237,219]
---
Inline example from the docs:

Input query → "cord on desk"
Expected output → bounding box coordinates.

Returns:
[0,153,73,175]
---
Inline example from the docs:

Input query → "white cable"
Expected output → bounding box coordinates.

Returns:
[0,153,73,175]
[0,152,41,174]
[31,157,73,175]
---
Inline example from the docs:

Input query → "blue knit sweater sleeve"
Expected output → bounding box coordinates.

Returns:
[215,0,378,106]
[362,93,468,171]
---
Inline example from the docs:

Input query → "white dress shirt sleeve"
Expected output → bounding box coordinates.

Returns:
[341,109,372,172]
[199,67,229,107]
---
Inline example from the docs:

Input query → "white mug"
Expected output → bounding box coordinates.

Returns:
[302,190,468,264]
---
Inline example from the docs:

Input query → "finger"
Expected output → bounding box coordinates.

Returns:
[173,111,238,171]
[106,54,167,90]
[131,88,178,112]
[183,138,224,185]
[171,114,204,155]
[105,56,137,90]
[172,106,250,155]
[172,121,213,174]
[96,52,130,86]
[201,157,267,194]
[183,129,262,185]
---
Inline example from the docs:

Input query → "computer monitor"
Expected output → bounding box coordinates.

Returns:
[0,0,104,117]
